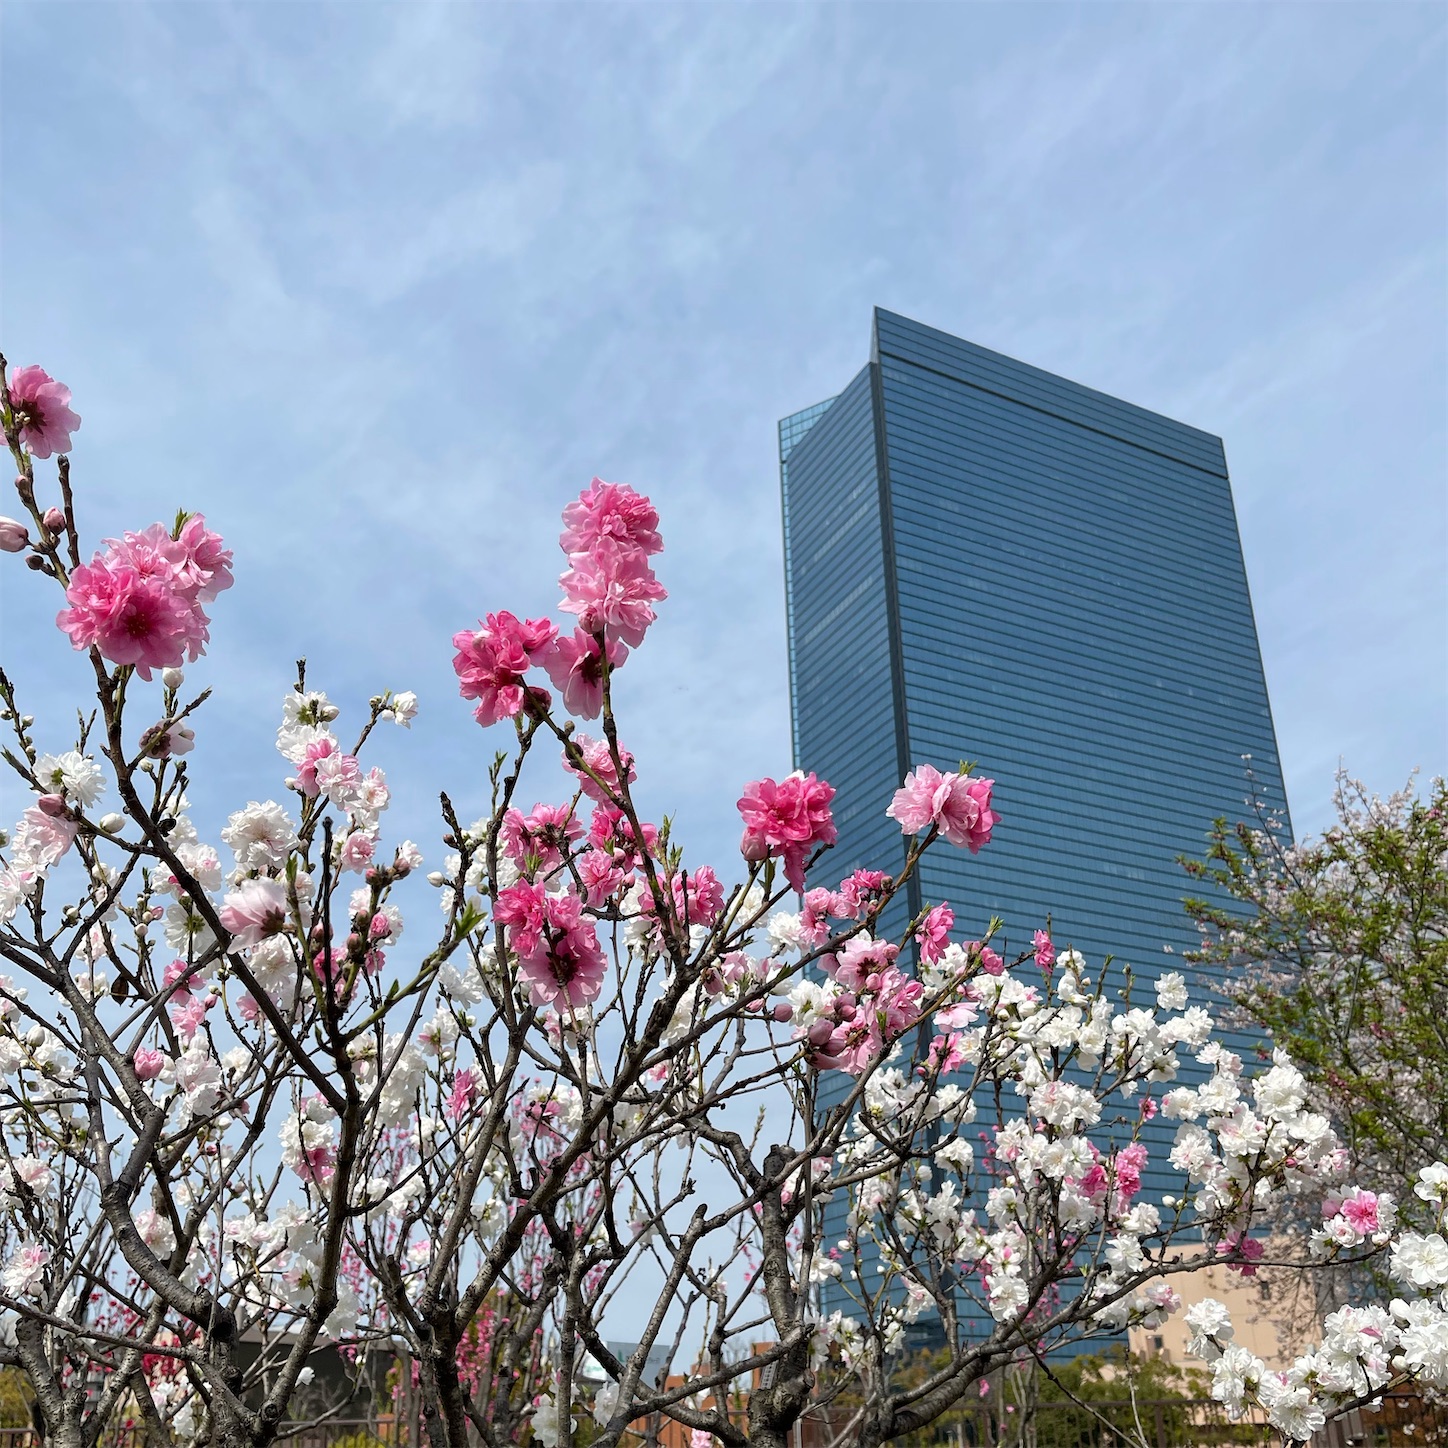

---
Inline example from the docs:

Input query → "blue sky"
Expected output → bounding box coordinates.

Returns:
[2,2,1444,884]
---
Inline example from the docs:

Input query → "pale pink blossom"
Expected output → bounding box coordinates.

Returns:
[452,612,557,727]
[219,878,290,950]
[8,365,80,458]
[169,994,212,1042]
[12,805,77,868]
[887,765,999,853]
[737,772,837,892]
[558,538,667,648]
[543,628,628,719]
[1,1241,50,1297]
[133,1048,168,1081]
[560,478,662,557]
[563,733,635,803]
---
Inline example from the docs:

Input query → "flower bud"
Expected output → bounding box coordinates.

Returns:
[36,793,67,818]
[772,1003,794,1023]
[98,813,124,834]
[0,517,29,552]
[25,554,44,571]
[426,871,447,887]
[807,1018,835,1046]
[162,667,185,691]
[41,507,65,533]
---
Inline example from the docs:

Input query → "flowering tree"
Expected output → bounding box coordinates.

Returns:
[1186,770,1448,1200]
[0,354,1446,1448]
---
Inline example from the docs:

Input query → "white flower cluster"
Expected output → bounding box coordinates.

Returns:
[1186,1162,1448,1439]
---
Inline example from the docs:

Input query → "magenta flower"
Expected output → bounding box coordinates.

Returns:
[916,903,955,965]
[514,890,607,1012]
[887,764,999,853]
[8,365,80,458]
[1032,929,1056,970]
[737,771,837,892]
[670,864,725,926]
[1216,1229,1265,1277]
[834,869,890,919]
[558,537,667,648]
[452,611,557,727]
[494,880,549,957]
[56,557,210,679]
[543,628,628,719]
[500,802,583,876]
[560,478,662,558]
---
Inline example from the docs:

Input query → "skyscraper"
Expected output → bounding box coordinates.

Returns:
[779,308,1289,1202]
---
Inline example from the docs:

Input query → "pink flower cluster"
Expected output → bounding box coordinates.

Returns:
[8,365,81,458]
[56,516,232,679]
[887,764,998,853]
[452,611,557,728]
[495,882,607,1012]
[452,480,665,726]
[737,771,838,892]
[799,936,924,1075]
[558,478,666,648]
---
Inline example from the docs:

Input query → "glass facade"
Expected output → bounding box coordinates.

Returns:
[779,308,1289,1326]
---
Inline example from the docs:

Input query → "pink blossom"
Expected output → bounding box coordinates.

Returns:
[798,889,835,946]
[163,959,198,994]
[916,904,954,964]
[563,733,635,803]
[560,479,662,558]
[826,935,899,992]
[169,515,234,602]
[672,865,725,927]
[1033,929,1056,970]
[576,849,626,908]
[965,940,1004,976]
[56,557,209,679]
[558,537,667,648]
[1,1241,50,1298]
[1112,1143,1148,1206]
[887,765,999,853]
[812,1014,883,1075]
[736,772,838,893]
[12,805,77,868]
[515,891,607,1012]
[107,517,232,603]
[133,1048,168,1081]
[452,612,557,727]
[1334,1189,1381,1236]
[169,994,212,1042]
[0,517,29,553]
[1216,1230,1265,1276]
[219,878,290,950]
[8,365,80,458]
[502,803,583,875]
[495,880,549,958]
[588,804,657,865]
[834,869,891,919]
[543,628,628,719]
[927,1031,971,1074]
[446,1068,477,1118]
[337,830,376,873]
